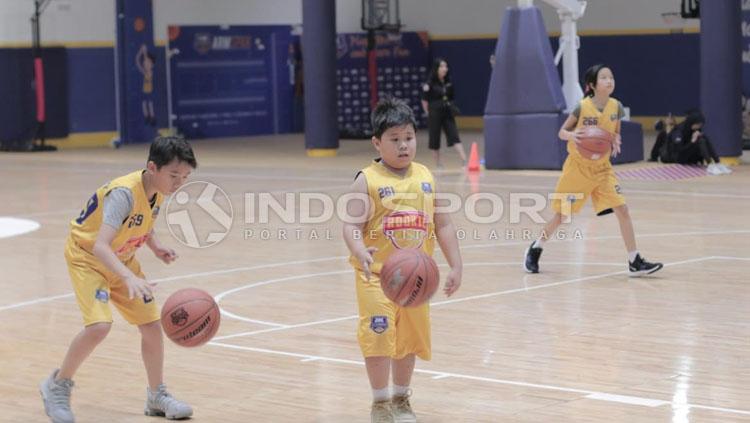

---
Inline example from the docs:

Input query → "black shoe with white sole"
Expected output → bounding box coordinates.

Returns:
[524,242,543,273]
[629,254,663,277]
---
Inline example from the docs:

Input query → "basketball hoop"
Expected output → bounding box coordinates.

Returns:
[362,0,401,33]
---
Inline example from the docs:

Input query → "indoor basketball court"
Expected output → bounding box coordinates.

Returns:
[1,0,749,422]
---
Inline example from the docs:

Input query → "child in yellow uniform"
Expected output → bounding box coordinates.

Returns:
[40,137,197,422]
[524,64,663,277]
[343,97,463,423]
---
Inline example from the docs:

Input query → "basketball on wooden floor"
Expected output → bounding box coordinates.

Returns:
[380,248,439,307]
[161,288,221,347]
[577,126,614,160]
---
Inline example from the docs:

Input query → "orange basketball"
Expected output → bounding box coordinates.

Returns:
[380,249,439,307]
[161,288,220,347]
[577,126,614,160]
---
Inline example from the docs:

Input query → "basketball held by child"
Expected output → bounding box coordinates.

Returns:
[577,126,614,160]
[380,249,439,307]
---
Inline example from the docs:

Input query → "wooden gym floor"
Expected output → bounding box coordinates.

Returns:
[1,132,749,422]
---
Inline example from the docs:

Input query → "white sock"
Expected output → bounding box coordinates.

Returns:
[533,238,546,249]
[393,384,410,396]
[373,387,390,402]
[628,251,639,262]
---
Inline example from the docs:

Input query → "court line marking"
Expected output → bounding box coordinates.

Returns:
[207,341,750,416]
[29,165,743,200]
[211,257,712,341]
[10,168,750,218]
[2,228,748,312]
[214,261,627,329]
[18,183,352,218]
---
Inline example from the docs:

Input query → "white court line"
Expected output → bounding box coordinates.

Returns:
[218,310,289,328]
[585,393,666,408]
[0,256,347,312]
[711,256,750,261]
[208,341,750,416]
[6,159,749,199]
[3,228,748,312]
[461,229,750,251]
[213,261,624,324]
[211,258,710,342]
[17,183,351,218]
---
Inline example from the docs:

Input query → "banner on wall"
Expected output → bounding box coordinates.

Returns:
[167,25,294,139]
[743,1,750,98]
[336,32,430,136]
[116,0,158,144]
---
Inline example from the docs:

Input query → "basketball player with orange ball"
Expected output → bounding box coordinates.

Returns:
[40,137,197,422]
[343,97,463,423]
[524,64,663,277]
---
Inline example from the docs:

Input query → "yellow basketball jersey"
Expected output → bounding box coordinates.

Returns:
[143,73,153,94]
[567,96,620,164]
[349,160,436,275]
[69,170,163,262]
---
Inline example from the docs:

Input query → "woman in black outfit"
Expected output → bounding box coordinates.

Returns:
[421,58,467,168]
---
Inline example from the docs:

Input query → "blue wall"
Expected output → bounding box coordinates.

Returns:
[1,45,168,136]
[1,32,701,138]
[66,48,117,132]
[432,33,700,117]
[66,46,168,133]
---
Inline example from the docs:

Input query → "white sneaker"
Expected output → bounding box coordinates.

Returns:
[718,163,733,174]
[40,369,75,423]
[707,163,723,175]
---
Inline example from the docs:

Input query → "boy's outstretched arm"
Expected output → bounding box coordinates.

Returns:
[146,229,178,264]
[93,225,155,299]
[434,209,462,297]
[342,173,376,280]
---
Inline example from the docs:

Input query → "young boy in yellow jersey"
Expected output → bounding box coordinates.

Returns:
[40,136,197,422]
[343,97,463,423]
[524,64,663,277]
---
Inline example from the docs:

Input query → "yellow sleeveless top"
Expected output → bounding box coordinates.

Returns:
[143,73,153,94]
[567,97,620,165]
[69,170,163,262]
[349,160,436,275]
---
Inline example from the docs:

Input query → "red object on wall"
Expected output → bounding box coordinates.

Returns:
[34,57,45,122]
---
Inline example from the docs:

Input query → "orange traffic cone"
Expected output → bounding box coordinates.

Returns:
[467,142,481,172]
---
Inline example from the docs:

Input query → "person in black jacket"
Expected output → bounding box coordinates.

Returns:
[650,110,731,174]
[421,58,467,168]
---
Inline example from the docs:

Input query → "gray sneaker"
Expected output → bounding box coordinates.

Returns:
[392,391,417,423]
[371,399,394,423]
[145,384,193,420]
[39,369,75,423]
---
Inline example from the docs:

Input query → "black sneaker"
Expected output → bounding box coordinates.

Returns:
[628,254,663,277]
[524,242,543,273]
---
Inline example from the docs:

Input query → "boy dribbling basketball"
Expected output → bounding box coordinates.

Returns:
[40,137,197,422]
[343,97,463,423]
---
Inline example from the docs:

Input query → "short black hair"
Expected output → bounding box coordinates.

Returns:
[148,136,197,169]
[583,64,608,97]
[370,97,417,138]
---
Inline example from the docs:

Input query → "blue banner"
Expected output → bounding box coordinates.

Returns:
[116,0,158,144]
[743,0,750,97]
[336,32,430,135]
[167,25,294,139]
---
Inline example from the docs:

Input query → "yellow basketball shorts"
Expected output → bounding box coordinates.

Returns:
[355,270,431,361]
[552,157,626,216]
[65,239,160,326]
